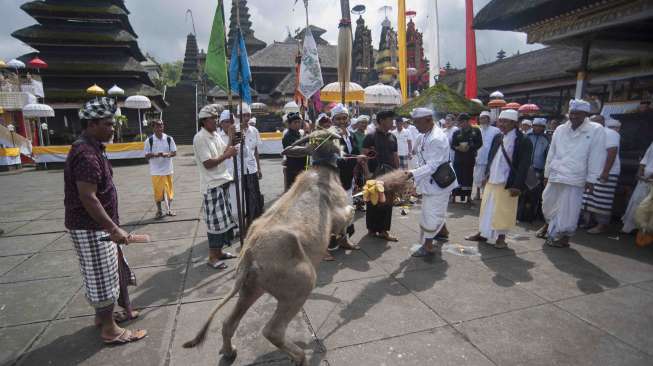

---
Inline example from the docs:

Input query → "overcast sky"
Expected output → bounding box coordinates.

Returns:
[0,0,543,68]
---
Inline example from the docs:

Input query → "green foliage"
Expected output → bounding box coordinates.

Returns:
[395,84,484,116]
[158,61,183,89]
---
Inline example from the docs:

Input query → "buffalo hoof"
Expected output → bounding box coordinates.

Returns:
[219,346,237,360]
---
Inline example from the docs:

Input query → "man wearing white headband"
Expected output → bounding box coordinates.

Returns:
[537,99,606,248]
[473,111,500,200]
[580,115,622,234]
[466,109,532,249]
[193,104,239,269]
[517,117,550,222]
[217,110,245,237]
[520,119,533,135]
[237,103,264,228]
[406,108,458,257]
[622,141,653,234]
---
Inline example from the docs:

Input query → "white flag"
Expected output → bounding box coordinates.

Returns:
[299,28,323,99]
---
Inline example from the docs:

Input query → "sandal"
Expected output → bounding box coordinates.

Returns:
[545,238,569,248]
[411,246,435,257]
[535,225,548,239]
[218,252,238,260]
[380,232,399,242]
[339,240,361,250]
[206,260,227,269]
[154,211,164,220]
[465,233,487,242]
[103,328,148,345]
[323,254,336,261]
[166,210,177,217]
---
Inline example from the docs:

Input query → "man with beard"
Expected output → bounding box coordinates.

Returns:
[473,111,500,201]
[451,113,483,206]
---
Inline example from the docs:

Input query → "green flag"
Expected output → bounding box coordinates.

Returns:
[205,1,228,91]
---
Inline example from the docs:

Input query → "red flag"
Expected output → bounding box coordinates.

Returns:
[294,52,306,107]
[465,0,478,99]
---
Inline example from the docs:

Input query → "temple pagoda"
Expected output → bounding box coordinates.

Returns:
[12,0,164,140]
[352,15,376,86]
[375,17,398,85]
[406,19,430,93]
[227,0,267,56]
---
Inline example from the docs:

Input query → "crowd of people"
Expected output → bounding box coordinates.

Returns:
[59,95,652,345]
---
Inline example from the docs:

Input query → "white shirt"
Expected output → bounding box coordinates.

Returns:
[392,129,412,156]
[443,126,459,160]
[640,142,653,177]
[544,119,607,187]
[144,133,177,176]
[488,129,516,185]
[217,129,238,175]
[193,128,233,192]
[411,126,458,195]
[476,125,501,166]
[604,127,621,175]
[366,124,377,135]
[242,125,262,174]
[408,125,420,146]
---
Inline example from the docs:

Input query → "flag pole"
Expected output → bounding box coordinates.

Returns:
[235,0,249,236]
[220,0,245,248]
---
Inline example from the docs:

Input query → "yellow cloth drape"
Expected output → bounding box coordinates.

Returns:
[480,183,519,231]
[0,147,20,157]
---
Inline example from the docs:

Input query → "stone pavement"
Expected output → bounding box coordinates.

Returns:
[1,146,652,366]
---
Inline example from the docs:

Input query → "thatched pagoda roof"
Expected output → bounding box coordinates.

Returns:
[473,0,597,31]
[395,84,484,116]
[249,42,337,69]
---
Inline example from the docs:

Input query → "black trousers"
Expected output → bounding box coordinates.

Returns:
[366,203,393,232]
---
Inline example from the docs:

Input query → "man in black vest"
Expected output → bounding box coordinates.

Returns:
[465,109,533,249]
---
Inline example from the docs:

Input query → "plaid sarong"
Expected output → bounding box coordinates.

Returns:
[399,155,409,170]
[69,230,136,308]
[203,184,237,234]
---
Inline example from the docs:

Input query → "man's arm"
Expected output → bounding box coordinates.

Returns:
[255,147,262,179]
[202,146,237,169]
[407,138,413,158]
[393,152,400,169]
[76,181,129,243]
[600,147,618,181]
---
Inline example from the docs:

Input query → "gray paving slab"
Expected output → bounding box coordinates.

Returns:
[0,232,65,256]
[305,276,445,350]
[316,249,387,286]
[170,296,323,366]
[457,304,653,366]
[634,280,653,293]
[0,277,79,327]
[9,219,66,236]
[0,323,46,366]
[18,306,176,366]
[395,259,545,323]
[129,264,187,309]
[135,220,198,241]
[140,207,201,224]
[1,250,78,283]
[556,286,653,355]
[490,250,622,301]
[326,326,494,366]
[42,235,74,252]
[566,248,653,284]
[0,254,29,277]
[0,209,51,223]
[182,260,237,303]
[0,221,30,236]
[121,238,193,268]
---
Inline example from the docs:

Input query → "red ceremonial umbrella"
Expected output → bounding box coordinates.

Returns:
[518,103,540,114]
[28,57,48,70]
[502,102,521,110]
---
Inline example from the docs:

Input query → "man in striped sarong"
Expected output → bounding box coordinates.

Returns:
[65,97,146,345]
[581,116,622,234]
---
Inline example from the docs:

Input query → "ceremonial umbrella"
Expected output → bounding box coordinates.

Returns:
[7,59,25,71]
[23,103,54,148]
[502,102,521,110]
[124,95,151,141]
[86,84,105,96]
[320,81,365,103]
[489,90,504,99]
[518,103,540,115]
[251,102,268,113]
[488,99,507,108]
[364,83,401,107]
[28,57,48,70]
[0,60,7,69]
[488,99,507,123]
[108,85,125,96]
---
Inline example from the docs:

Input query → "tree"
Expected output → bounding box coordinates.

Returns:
[497,49,506,60]
[445,61,452,70]
[157,61,183,89]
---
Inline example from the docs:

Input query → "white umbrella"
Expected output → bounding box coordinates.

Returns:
[124,95,151,141]
[23,103,54,118]
[364,83,402,106]
[108,85,125,96]
[7,59,26,70]
[490,90,504,99]
[251,102,268,113]
[283,101,300,114]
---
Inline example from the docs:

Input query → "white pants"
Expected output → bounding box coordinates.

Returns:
[420,191,449,244]
[542,182,584,240]
[473,164,487,192]
[622,181,651,233]
[228,181,241,234]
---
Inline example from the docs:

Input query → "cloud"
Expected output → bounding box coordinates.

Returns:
[0,0,542,68]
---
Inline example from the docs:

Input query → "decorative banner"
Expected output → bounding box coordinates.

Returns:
[205,0,229,91]
[398,0,408,102]
[299,28,324,99]
[465,0,478,99]
[32,142,145,163]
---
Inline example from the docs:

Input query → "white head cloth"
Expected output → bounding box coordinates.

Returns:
[249,117,257,126]
[605,118,621,128]
[569,99,591,113]
[410,107,433,119]
[498,109,519,122]
[521,119,533,126]
[330,103,349,117]
[219,110,231,122]
[237,103,252,115]
[479,111,491,119]
[199,104,222,119]
[532,118,547,126]
[316,113,329,124]
[357,114,370,122]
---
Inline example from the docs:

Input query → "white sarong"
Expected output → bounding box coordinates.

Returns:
[473,164,486,190]
[419,191,450,244]
[542,182,584,239]
[622,181,652,233]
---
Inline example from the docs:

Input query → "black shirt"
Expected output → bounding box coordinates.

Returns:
[363,130,398,175]
[282,129,305,172]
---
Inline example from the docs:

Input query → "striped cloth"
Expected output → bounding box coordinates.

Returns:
[582,174,619,216]
[70,230,136,308]
[399,156,409,170]
[203,184,237,235]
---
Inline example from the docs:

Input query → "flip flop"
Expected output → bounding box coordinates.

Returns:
[219,252,237,260]
[154,211,164,220]
[322,254,336,262]
[465,234,487,242]
[103,328,148,345]
[380,233,399,242]
[545,238,569,248]
[166,210,177,217]
[206,261,227,269]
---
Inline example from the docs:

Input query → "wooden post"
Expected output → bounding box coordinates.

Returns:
[575,40,591,100]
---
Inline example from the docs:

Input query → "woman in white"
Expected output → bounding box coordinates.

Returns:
[622,142,653,234]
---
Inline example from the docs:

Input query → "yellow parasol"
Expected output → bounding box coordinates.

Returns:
[86,84,106,96]
[0,60,7,69]
[320,81,365,103]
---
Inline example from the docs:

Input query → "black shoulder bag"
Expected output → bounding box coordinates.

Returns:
[500,140,539,191]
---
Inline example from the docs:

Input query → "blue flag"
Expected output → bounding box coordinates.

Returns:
[229,29,252,104]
